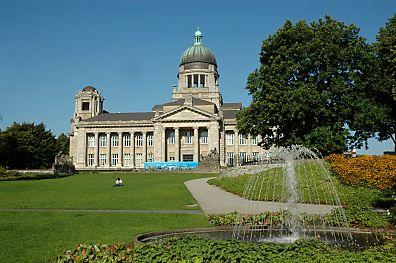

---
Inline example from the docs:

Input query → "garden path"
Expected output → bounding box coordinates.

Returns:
[0,208,201,214]
[185,177,338,215]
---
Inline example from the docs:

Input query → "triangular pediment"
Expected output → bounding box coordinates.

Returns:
[152,105,219,122]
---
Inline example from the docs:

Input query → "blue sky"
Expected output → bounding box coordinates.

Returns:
[0,0,394,155]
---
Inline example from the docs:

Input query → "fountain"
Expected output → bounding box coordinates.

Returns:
[136,145,391,248]
[232,145,353,245]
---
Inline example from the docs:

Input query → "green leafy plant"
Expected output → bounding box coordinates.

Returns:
[55,236,396,262]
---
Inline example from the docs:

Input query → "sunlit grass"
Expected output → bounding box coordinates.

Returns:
[0,172,213,263]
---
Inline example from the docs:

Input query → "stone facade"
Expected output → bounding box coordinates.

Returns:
[69,30,267,170]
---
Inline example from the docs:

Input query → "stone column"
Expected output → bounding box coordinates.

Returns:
[175,128,180,162]
[118,132,123,168]
[219,129,225,167]
[161,128,166,162]
[235,130,239,166]
[153,124,162,162]
[142,131,147,163]
[106,132,111,168]
[248,134,252,163]
[193,127,199,162]
[131,132,135,167]
[94,132,99,167]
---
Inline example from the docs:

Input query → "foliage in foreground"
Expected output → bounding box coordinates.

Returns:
[54,235,396,262]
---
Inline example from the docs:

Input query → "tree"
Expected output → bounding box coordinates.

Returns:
[237,16,382,156]
[375,13,396,151]
[0,122,57,169]
[56,133,70,155]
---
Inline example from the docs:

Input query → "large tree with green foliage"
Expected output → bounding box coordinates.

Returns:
[237,16,383,155]
[0,122,58,169]
[375,13,396,151]
[56,133,70,155]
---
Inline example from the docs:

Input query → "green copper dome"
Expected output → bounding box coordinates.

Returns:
[179,30,217,66]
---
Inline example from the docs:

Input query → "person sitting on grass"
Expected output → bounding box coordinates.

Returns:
[114,177,124,187]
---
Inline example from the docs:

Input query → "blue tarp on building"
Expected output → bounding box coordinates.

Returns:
[144,162,198,170]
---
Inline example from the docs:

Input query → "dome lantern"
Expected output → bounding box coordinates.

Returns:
[194,29,202,45]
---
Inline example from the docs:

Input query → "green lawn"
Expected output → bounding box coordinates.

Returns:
[0,172,213,263]
[0,172,210,210]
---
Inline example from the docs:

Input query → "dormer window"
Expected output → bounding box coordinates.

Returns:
[82,102,90,111]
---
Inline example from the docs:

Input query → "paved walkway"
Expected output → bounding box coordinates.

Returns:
[184,178,338,215]
[0,208,201,214]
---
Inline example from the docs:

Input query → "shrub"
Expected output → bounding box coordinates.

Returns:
[0,165,6,176]
[389,205,396,227]
[208,211,284,226]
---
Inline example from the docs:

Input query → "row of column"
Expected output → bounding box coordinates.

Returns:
[88,131,150,168]
[159,127,209,162]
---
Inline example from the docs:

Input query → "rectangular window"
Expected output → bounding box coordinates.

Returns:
[168,131,175,144]
[183,154,193,162]
[135,153,143,166]
[99,154,107,166]
[111,134,119,147]
[82,101,89,111]
[193,74,198,87]
[187,75,192,88]
[169,156,175,161]
[123,153,131,166]
[252,152,260,161]
[136,134,143,147]
[147,134,154,146]
[226,152,234,166]
[111,154,118,166]
[87,135,95,148]
[99,135,107,147]
[251,136,258,145]
[185,131,192,144]
[123,134,131,147]
[199,74,205,87]
[147,152,154,162]
[239,152,247,165]
[239,134,247,145]
[226,132,234,145]
[87,154,94,166]
[200,129,208,144]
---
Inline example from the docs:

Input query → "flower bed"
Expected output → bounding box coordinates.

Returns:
[325,154,396,190]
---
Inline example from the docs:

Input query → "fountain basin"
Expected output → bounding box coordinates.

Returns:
[135,226,394,250]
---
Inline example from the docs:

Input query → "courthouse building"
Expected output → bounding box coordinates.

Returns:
[69,30,267,170]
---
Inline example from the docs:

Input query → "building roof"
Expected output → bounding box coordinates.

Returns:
[223,110,239,119]
[180,30,217,66]
[222,103,242,110]
[152,104,163,111]
[163,97,216,106]
[83,112,155,122]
